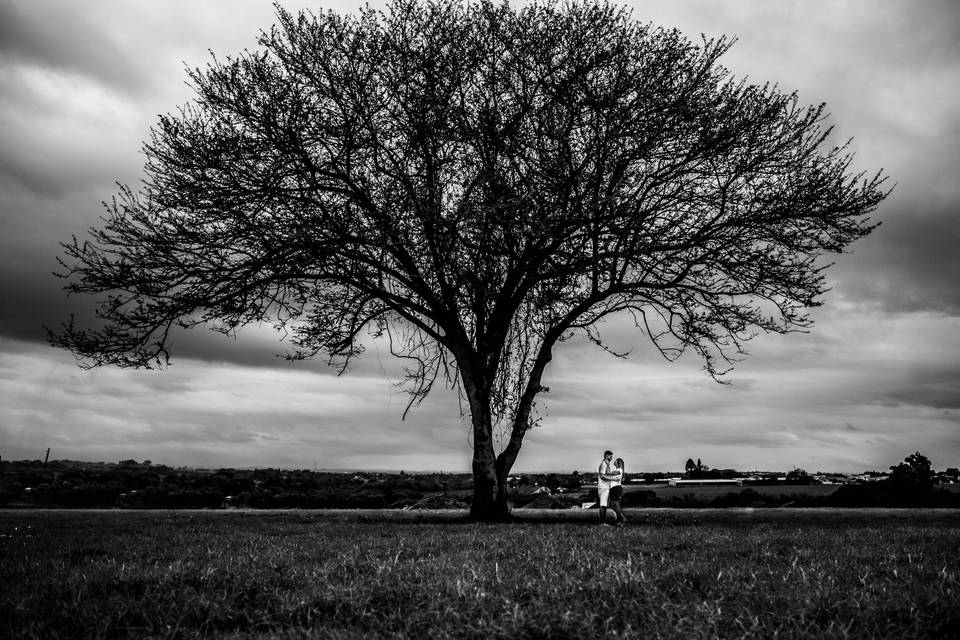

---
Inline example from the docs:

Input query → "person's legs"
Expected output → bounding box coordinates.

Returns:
[598,486,610,524]
[610,486,626,525]
[611,501,626,525]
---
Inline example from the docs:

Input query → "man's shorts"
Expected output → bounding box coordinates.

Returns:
[598,485,610,507]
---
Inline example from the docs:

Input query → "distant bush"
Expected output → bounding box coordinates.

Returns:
[821,483,960,508]
[118,486,224,509]
[341,490,390,509]
[784,468,816,485]
[28,482,124,508]
[620,490,659,508]
[517,494,580,509]
[0,482,23,506]
[404,494,471,509]
[815,453,960,508]
[709,489,764,508]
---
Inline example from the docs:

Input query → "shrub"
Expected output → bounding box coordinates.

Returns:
[822,483,960,508]
[620,490,660,508]
[710,489,764,508]
[0,482,23,506]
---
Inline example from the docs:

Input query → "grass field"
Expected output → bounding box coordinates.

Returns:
[2,509,959,639]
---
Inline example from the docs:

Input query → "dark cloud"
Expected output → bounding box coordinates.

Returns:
[0,264,84,343]
[874,364,960,411]
[0,240,449,378]
[833,201,960,314]
[0,234,328,371]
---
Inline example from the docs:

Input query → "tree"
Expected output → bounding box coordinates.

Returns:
[685,458,712,478]
[50,0,888,520]
[889,451,934,490]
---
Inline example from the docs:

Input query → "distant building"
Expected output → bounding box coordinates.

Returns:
[668,478,743,487]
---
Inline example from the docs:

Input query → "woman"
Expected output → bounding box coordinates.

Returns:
[607,458,627,526]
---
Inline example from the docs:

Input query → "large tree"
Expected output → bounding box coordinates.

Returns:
[51,0,888,520]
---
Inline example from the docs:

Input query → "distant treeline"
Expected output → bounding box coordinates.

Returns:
[1,458,958,509]
[611,485,960,509]
[0,460,475,509]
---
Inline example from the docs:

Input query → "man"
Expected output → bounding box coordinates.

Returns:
[597,450,614,524]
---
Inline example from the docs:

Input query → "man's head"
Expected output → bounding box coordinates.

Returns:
[603,450,613,459]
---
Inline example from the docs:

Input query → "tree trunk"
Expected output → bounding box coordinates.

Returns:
[465,341,555,521]
[467,399,512,521]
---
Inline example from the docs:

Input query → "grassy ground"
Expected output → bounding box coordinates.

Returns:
[2,509,959,639]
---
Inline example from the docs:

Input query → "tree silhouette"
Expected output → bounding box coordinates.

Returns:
[889,451,934,490]
[50,0,888,520]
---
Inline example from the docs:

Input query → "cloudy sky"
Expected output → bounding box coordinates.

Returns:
[1,0,958,474]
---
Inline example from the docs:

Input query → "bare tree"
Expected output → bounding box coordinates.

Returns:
[50,0,888,520]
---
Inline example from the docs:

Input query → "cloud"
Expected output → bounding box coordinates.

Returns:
[0,1,145,93]
[1,1,958,474]
[520,305,960,471]
[0,337,469,470]
[644,0,960,317]
[832,201,960,314]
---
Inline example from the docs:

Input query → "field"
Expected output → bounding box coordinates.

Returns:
[2,509,959,639]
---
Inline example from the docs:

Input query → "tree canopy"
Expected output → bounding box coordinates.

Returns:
[51,0,889,519]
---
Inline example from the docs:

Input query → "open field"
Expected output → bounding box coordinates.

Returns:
[2,509,959,639]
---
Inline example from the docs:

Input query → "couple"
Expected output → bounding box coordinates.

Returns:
[597,450,627,526]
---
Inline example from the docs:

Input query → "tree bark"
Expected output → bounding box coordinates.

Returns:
[467,399,512,521]
[466,342,556,521]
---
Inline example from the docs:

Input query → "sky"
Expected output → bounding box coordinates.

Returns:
[1,0,958,474]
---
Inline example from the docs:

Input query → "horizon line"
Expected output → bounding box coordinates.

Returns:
[0,458,892,476]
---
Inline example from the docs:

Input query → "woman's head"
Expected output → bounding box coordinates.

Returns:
[614,458,624,469]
